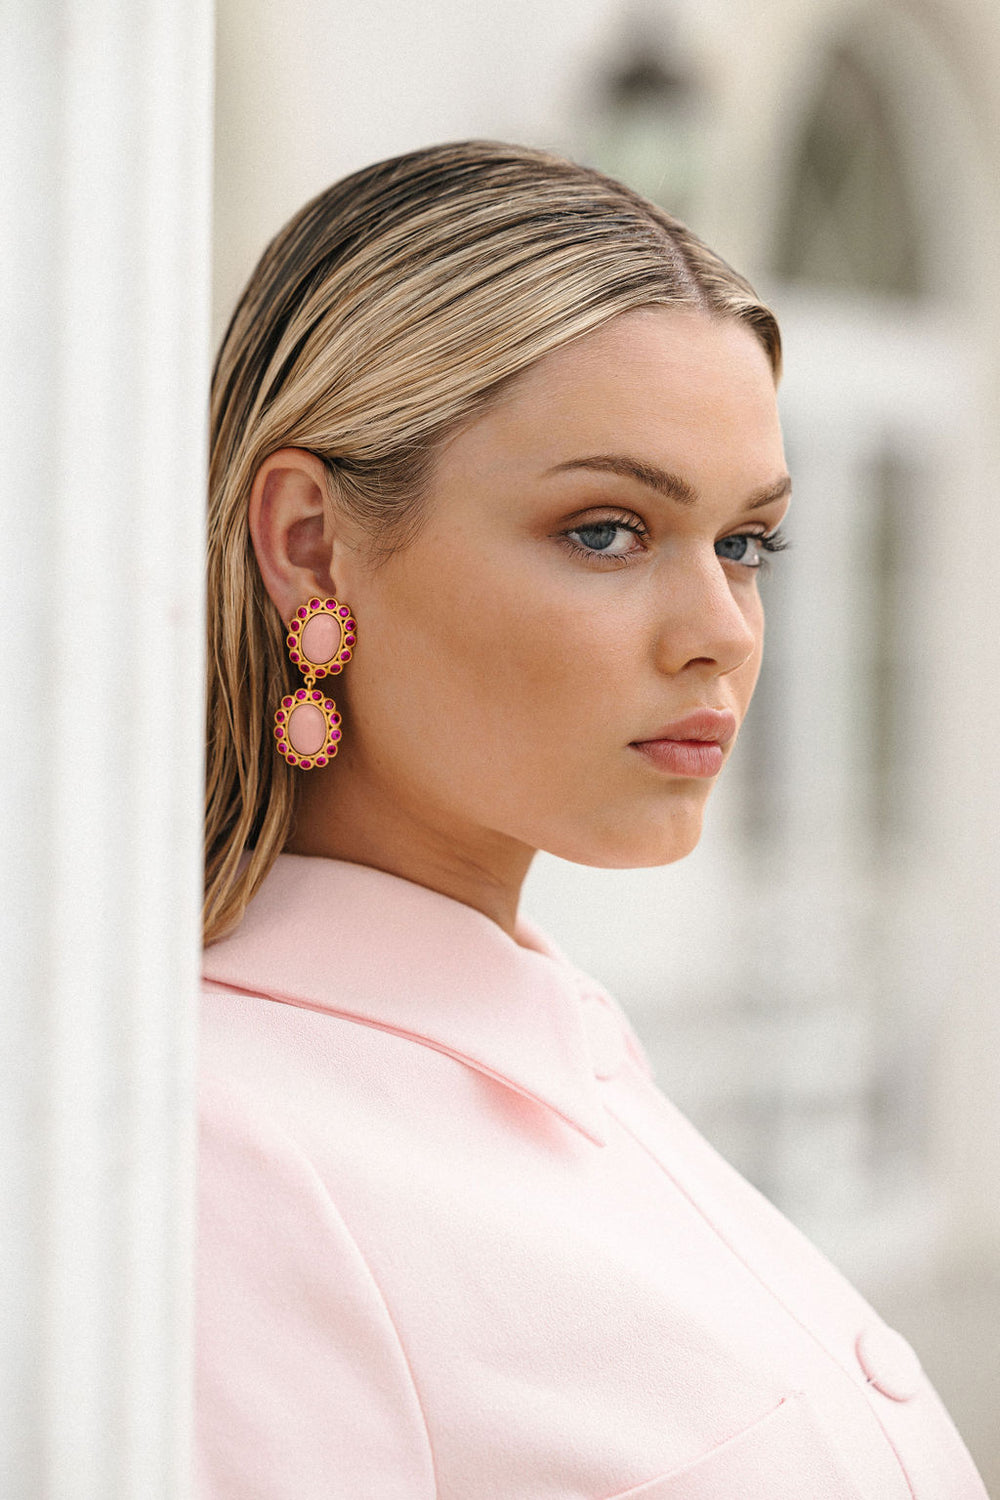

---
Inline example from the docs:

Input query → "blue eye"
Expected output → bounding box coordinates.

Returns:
[716,534,759,566]
[566,520,643,558]
[716,529,788,568]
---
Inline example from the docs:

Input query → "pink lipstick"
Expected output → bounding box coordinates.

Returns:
[630,708,737,779]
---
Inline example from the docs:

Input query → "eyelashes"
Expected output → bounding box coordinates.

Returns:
[757,526,790,555]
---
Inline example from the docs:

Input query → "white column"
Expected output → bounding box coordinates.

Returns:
[0,4,213,1497]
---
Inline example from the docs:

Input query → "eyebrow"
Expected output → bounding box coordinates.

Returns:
[544,455,792,511]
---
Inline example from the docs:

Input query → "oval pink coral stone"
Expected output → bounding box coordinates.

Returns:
[300,613,340,665]
[287,702,327,756]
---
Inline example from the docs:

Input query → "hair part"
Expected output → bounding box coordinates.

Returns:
[205,139,781,944]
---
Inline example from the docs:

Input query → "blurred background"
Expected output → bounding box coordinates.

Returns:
[215,0,1000,1484]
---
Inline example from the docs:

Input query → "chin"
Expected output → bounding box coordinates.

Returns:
[540,800,708,871]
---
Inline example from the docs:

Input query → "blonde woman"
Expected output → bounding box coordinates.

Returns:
[199,142,986,1499]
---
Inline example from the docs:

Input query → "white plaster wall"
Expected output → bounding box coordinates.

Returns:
[213,0,628,343]
[1,3,214,1495]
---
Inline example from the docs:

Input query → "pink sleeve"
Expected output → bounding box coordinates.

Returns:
[196,1081,436,1499]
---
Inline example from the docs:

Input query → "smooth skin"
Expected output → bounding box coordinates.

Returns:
[249,306,791,935]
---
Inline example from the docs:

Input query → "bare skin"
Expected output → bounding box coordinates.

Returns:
[249,306,790,935]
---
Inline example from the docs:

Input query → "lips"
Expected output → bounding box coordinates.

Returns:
[630,708,737,779]
[634,708,737,747]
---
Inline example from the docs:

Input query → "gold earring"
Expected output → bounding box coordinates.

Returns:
[273,596,357,769]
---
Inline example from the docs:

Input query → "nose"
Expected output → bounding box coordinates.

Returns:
[651,551,759,679]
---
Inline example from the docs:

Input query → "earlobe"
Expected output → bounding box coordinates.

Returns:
[248,448,336,619]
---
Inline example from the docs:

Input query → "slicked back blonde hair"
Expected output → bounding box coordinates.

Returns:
[205,140,781,944]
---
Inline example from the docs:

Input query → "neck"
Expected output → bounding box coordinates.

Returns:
[284,754,535,938]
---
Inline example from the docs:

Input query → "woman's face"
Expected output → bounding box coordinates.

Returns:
[328,306,789,871]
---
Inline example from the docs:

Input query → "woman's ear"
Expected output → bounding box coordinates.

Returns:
[248,448,339,620]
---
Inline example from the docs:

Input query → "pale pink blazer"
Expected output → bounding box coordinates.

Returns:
[197,854,987,1499]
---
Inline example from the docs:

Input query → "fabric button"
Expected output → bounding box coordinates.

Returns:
[581,994,627,1080]
[856,1322,922,1401]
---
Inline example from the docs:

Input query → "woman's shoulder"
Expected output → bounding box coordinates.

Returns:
[197,1027,438,1499]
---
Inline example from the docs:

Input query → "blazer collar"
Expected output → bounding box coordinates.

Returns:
[203,854,611,1147]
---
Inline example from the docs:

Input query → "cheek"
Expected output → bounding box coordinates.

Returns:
[745,596,766,694]
[352,561,623,765]
[727,589,765,715]
[440,590,618,741]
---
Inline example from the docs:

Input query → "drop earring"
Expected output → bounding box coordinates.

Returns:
[273,596,357,769]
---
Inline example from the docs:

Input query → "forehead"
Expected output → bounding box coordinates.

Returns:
[445,306,785,490]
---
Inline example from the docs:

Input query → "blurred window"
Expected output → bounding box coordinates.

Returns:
[774,43,924,296]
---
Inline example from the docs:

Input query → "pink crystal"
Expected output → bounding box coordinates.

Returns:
[296,689,306,700]
[338,607,349,617]
[282,696,293,708]
[300,613,340,666]
[297,608,307,619]
[309,598,321,610]
[287,701,327,755]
